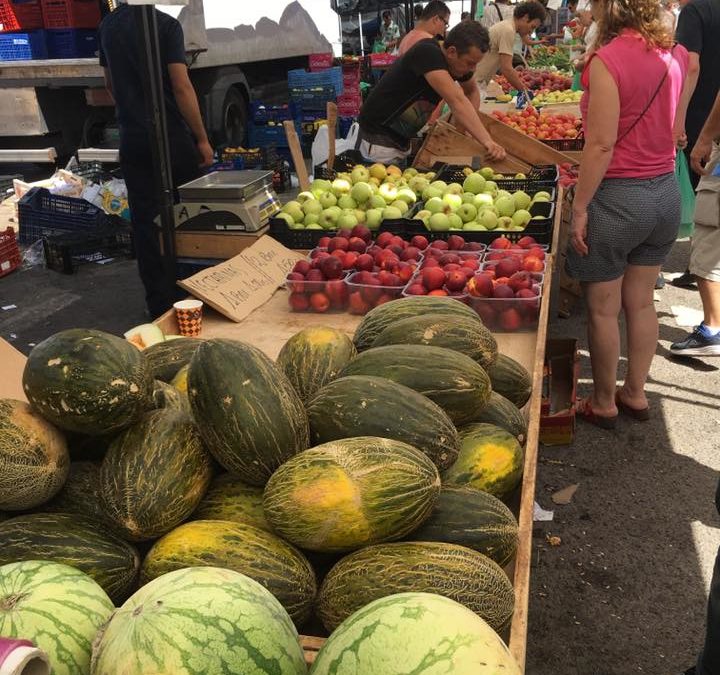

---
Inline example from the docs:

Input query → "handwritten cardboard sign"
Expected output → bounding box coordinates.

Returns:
[178,235,304,323]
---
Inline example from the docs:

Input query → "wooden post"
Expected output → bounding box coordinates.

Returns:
[283,120,310,192]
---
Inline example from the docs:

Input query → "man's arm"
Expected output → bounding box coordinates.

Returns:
[674,5,703,143]
[498,53,529,94]
[168,64,213,167]
[690,90,720,176]
[673,52,700,145]
[425,70,506,160]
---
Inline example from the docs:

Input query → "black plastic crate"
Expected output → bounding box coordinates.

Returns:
[43,224,134,274]
[436,164,559,191]
[543,137,584,152]
[18,187,112,244]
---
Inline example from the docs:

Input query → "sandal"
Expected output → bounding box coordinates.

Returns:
[615,389,650,421]
[576,397,617,430]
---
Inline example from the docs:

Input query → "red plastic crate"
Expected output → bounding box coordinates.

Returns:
[308,52,333,71]
[0,0,42,32]
[0,227,21,277]
[337,93,361,117]
[369,53,397,67]
[342,70,361,89]
[41,0,100,29]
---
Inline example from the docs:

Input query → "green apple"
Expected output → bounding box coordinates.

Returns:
[463,221,487,231]
[428,213,451,231]
[472,193,494,210]
[337,213,358,229]
[414,209,431,224]
[444,182,463,196]
[274,212,295,227]
[430,180,447,193]
[331,178,351,196]
[425,197,446,214]
[354,209,367,224]
[461,192,476,205]
[425,171,436,181]
[462,172,486,195]
[532,190,552,202]
[306,223,324,230]
[495,196,516,218]
[396,187,417,205]
[512,190,532,211]
[390,200,409,215]
[379,183,398,203]
[480,210,499,230]
[515,172,527,179]
[448,213,463,229]
[304,213,320,226]
[319,191,337,209]
[492,174,504,180]
[337,195,358,210]
[281,201,304,223]
[369,163,387,181]
[457,203,478,223]
[296,191,315,204]
[482,180,498,195]
[495,189,512,202]
[497,216,514,230]
[442,193,463,212]
[302,200,323,217]
[479,167,495,180]
[310,179,331,197]
[288,221,305,230]
[408,176,430,196]
[479,204,498,216]
[351,166,370,184]
[511,209,532,228]
[382,206,403,220]
[365,208,384,230]
[350,182,373,204]
[422,186,444,202]
[369,194,387,209]
[318,210,338,229]
[403,167,418,178]
[326,206,342,219]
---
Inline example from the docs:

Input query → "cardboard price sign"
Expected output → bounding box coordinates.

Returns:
[178,235,304,323]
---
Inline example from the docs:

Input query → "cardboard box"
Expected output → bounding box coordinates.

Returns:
[540,338,579,445]
[0,337,27,401]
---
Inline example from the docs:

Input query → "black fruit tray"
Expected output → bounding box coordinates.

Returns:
[436,164,559,191]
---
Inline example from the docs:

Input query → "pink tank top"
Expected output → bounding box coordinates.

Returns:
[580,31,688,179]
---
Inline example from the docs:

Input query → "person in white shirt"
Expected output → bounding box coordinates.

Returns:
[482,0,515,30]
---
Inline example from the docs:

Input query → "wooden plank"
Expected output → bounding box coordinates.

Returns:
[300,635,324,666]
[174,228,268,259]
[284,121,310,192]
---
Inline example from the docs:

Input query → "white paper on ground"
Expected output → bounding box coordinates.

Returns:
[534,502,555,522]
[671,305,704,328]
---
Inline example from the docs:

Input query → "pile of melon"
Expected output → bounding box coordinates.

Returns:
[0,297,533,674]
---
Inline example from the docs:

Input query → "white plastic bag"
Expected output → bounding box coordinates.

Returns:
[311,122,360,174]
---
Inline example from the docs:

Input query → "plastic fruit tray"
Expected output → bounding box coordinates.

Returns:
[466,274,544,333]
[346,272,405,315]
[284,273,349,313]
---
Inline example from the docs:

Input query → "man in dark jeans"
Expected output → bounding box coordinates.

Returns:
[98,2,213,318]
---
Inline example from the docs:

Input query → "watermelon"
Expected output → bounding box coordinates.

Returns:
[339,345,491,426]
[487,354,533,408]
[91,566,307,675]
[307,376,459,470]
[468,391,528,446]
[353,297,483,352]
[22,329,154,436]
[40,461,112,527]
[192,473,269,531]
[187,339,309,486]
[144,337,204,382]
[0,561,114,675]
[263,437,440,553]
[171,364,189,393]
[317,541,514,633]
[0,398,69,511]
[410,485,519,567]
[444,423,525,501]
[276,326,357,403]
[310,592,521,675]
[372,314,498,369]
[0,512,140,603]
[99,408,213,542]
[141,519,317,626]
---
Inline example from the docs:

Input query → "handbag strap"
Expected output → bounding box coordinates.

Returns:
[617,45,674,145]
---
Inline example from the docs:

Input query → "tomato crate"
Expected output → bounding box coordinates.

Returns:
[0,29,47,59]
[45,27,96,58]
[0,227,21,278]
[0,0,42,32]
[40,0,100,29]
[42,224,134,274]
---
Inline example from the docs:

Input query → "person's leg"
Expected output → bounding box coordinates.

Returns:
[698,278,720,328]
[583,277,624,415]
[619,264,661,410]
[696,542,720,675]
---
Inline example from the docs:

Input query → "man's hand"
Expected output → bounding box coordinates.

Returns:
[197,140,214,168]
[690,137,713,176]
[571,208,589,256]
[484,140,506,161]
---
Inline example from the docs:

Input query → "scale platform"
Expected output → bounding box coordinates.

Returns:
[175,170,281,233]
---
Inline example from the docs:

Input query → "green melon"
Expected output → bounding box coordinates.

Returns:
[192,473,269,531]
[444,423,525,501]
[171,364,189,393]
[152,379,189,411]
[339,345,491,426]
[0,561,114,675]
[310,592,521,675]
[91,566,307,675]
[141,519,317,626]
[188,339,309,486]
[263,437,440,553]
[0,398,69,511]
[22,329,154,436]
[467,391,528,446]
[487,353,533,408]
[317,542,514,633]
[40,461,111,526]
[353,297,483,352]
[307,375,459,470]
[144,337,204,382]
[99,408,213,542]
[276,326,357,403]
[410,485,519,567]
[372,314,498,369]
[0,512,140,603]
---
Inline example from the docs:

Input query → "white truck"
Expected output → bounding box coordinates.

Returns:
[0,0,341,160]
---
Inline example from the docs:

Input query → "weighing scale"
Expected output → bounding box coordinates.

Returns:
[175,170,281,233]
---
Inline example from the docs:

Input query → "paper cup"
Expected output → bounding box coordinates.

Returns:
[174,299,203,337]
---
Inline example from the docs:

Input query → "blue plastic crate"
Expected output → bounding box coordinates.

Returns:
[0,29,46,59]
[46,27,96,58]
[251,101,299,125]
[288,67,343,97]
[290,85,336,112]
[248,121,301,149]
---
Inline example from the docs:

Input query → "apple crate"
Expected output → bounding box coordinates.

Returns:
[466,273,544,332]
[346,271,405,314]
[437,164,559,191]
[285,272,350,313]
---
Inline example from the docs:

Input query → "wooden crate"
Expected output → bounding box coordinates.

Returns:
[173,228,268,260]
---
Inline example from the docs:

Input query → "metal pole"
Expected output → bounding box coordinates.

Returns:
[358,12,364,56]
[134,4,177,290]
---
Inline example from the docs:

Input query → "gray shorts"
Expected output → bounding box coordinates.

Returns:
[565,172,680,283]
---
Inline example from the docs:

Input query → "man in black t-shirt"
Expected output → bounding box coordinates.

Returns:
[358,21,506,164]
[99,2,213,319]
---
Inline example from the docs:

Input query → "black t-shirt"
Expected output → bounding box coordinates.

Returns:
[359,39,472,149]
[98,4,190,143]
[675,0,720,141]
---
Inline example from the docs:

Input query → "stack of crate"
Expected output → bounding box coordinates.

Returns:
[337,58,362,122]
[247,101,301,155]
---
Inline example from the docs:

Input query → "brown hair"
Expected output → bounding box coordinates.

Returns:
[594,0,674,49]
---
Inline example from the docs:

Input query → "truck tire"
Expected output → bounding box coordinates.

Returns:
[220,87,247,147]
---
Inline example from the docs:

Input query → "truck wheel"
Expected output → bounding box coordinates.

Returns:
[221,87,247,147]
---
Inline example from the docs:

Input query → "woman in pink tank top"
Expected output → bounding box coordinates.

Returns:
[566,0,691,428]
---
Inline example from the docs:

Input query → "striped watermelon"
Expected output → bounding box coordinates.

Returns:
[0,512,140,604]
[0,398,69,511]
[99,408,213,542]
[192,473,269,531]
[317,542,515,633]
[187,339,309,486]
[276,326,357,403]
[310,592,521,675]
[141,519,317,626]
[263,437,441,553]
[22,329,154,436]
[0,561,114,675]
[91,567,307,675]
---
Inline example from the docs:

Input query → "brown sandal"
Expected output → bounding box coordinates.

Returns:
[615,390,650,421]
[576,397,617,430]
